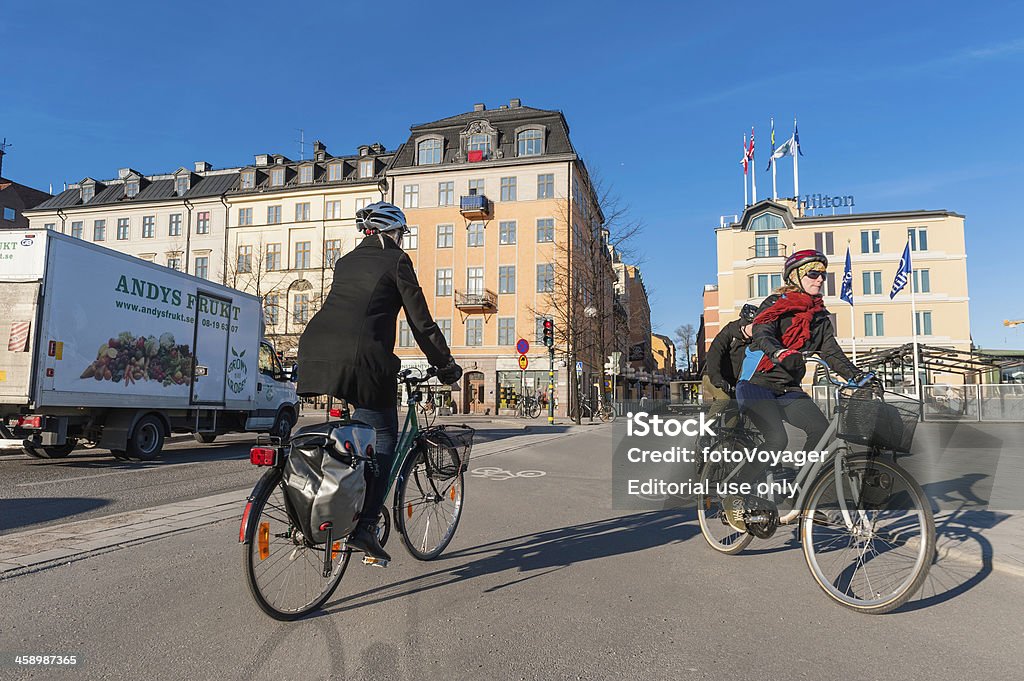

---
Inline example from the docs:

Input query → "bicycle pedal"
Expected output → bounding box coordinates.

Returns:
[362,556,390,568]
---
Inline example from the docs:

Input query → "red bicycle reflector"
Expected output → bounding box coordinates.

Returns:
[17,415,42,429]
[249,447,276,466]
[343,440,354,453]
[329,408,342,418]
[239,502,252,542]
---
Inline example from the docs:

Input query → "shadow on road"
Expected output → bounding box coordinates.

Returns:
[0,497,111,533]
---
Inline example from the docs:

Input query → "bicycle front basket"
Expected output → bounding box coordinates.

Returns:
[419,425,475,480]
[837,389,920,453]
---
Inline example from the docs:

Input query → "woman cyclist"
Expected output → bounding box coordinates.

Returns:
[735,249,871,461]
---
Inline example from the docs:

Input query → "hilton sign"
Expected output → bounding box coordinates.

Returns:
[800,193,855,210]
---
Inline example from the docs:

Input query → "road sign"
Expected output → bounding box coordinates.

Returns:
[519,355,529,370]
[575,361,583,374]
[516,338,530,355]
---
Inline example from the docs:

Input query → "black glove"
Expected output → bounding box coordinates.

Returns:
[775,350,805,374]
[436,359,463,385]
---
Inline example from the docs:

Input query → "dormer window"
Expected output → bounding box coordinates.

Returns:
[271,168,285,187]
[517,128,544,156]
[175,175,190,196]
[468,133,491,160]
[240,171,255,190]
[359,159,374,178]
[125,179,140,198]
[81,185,95,203]
[299,166,313,184]
[328,163,344,181]
[748,212,786,231]
[417,138,443,165]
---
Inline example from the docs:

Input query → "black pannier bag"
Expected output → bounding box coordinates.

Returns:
[282,421,374,544]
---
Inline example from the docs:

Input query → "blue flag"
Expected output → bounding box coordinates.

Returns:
[840,247,854,305]
[794,120,803,156]
[890,242,912,299]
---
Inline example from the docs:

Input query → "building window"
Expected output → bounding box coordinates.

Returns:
[749,213,785,231]
[437,223,454,248]
[267,205,282,224]
[754,235,780,257]
[271,168,285,187]
[265,294,279,326]
[862,271,883,295]
[498,317,516,345]
[81,185,95,203]
[438,181,454,206]
[326,200,342,219]
[499,220,517,245]
[814,231,835,255]
[466,318,483,346]
[328,163,343,181]
[175,176,189,196]
[909,227,928,251]
[436,268,453,296]
[417,138,442,165]
[295,202,310,222]
[537,218,554,243]
[293,294,310,324]
[359,159,373,178]
[167,255,181,271]
[748,273,783,297]
[237,245,253,273]
[468,178,485,195]
[194,256,209,279]
[169,213,182,236]
[468,134,491,160]
[266,243,282,271]
[196,211,210,234]
[537,263,554,292]
[299,166,313,184]
[238,207,253,226]
[500,177,517,202]
[437,319,452,345]
[325,239,342,267]
[142,216,155,238]
[125,180,139,198]
[915,311,933,336]
[405,226,418,250]
[468,222,485,247]
[913,269,931,293]
[93,219,106,242]
[467,267,484,294]
[860,229,880,254]
[116,217,130,240]
[71,221,83,239]
[824,272,836,297]
[403,184,419,209]
[295,241,311,269]
[537,173,554,199]
[535,315,552,343]
[354,197,370,213]
[240,171,255,189]
[864,312,884,337]
[499,265,516,293]
[517,129,543,156]
[398,320,414,347]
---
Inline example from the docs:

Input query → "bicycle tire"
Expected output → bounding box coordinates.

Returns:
[528,401,541,419]
[242,468,351,620]
[419,403,436,428]
[696,435,756,554]
[394,444,465,560]
[801,454,935,614]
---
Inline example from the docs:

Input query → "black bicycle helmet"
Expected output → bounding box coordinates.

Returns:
[740,304,758,323]
[356,201,408,234]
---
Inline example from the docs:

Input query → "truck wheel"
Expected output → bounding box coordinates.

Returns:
[271,410,295,441]
[23,440,77,459]
[126,415,165,461]
[193,432,217,444]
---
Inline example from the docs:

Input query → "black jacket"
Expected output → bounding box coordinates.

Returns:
[705,319,751,390]
[296,235,451,408]
[747,293,858,393]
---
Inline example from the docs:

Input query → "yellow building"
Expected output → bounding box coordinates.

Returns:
[709,199,970,384]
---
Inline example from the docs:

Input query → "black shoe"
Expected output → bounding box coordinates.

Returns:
[347,525,391,562]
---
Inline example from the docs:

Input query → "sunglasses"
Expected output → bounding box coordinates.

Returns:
[803,270,827,280]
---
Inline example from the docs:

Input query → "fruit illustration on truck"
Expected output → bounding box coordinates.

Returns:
[80,331,194,387]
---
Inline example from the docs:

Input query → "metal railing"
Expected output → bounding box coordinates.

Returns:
[811,384,1024,423]
[748,243,788,259]
[454,288,498,310]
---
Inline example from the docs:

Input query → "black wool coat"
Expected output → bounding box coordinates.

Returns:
[296,235,450,408]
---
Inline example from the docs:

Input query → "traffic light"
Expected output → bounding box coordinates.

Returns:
[543,318,554,348]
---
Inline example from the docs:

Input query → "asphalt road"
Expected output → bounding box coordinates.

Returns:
[2,425,1023,680]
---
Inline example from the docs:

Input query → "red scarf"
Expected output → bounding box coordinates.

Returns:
[754,292,825,372]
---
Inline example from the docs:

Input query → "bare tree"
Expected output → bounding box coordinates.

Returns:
[221,235,296,349]
[675,324,696,375]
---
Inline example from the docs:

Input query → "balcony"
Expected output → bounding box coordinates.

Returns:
[455,288,498,312]
[460,194,491,219]
[748,243,788,259]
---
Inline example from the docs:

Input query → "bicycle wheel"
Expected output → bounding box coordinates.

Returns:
[419,403,436,428]
[528,401,541,419]
[242,468,351,620]
[395,444,465,560]
[696,435,755,554]
[599,405,616,422]
[801,454,935,614]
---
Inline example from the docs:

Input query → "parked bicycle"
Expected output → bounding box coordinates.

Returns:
[239,367,474,620]
[578,394,616,422]
[695,356,934,614]
[516,393,542,419]
[419,394,437,427]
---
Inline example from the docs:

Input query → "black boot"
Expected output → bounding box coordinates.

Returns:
[347,523,391,563]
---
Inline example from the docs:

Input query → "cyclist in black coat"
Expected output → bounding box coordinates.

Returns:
[297,202,462,561]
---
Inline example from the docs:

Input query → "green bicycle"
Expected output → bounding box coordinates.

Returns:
[239,367,474,620]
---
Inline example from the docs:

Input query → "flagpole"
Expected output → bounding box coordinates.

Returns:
[908,240,921,401]
[793,117,800,200]
[751,127,757,202]
[770,117,777,200]
[743,134,748,207]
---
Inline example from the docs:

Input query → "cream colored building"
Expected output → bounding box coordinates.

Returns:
[709,199,971,384]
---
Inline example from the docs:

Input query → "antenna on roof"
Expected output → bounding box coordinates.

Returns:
[295,129,309,161]
[0,137,12,178]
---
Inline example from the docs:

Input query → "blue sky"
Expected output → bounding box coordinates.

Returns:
[4,1,1024,348]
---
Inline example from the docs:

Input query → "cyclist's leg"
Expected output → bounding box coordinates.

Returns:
[351,405,399,529]
[734,382,787,486]
[777,392,829,452]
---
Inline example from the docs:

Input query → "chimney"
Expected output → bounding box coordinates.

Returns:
[117,168,131,179]
[358,145,370,157]
[194,161,212,173]
[313,140,327,161]
[510,98,521,108]
[473,103,486,112]
[255,154,270,167]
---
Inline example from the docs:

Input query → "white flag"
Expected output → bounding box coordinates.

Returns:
[771,135,796,160]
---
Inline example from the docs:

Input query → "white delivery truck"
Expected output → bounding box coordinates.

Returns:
[0,230,299,460]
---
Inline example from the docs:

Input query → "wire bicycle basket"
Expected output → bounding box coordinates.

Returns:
[837,388,920,453]
[419,425,476,480]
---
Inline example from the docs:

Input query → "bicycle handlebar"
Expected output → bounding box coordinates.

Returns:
[398,365,438,387]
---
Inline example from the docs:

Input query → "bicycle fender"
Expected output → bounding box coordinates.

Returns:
[239,468,283,544]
